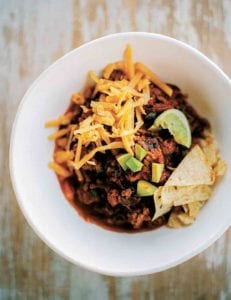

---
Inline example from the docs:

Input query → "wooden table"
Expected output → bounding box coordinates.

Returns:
[1,1,231,299]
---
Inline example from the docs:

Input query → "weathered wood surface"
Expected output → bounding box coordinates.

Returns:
[1,0,231,299]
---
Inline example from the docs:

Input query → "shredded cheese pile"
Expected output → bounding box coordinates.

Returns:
[46,45,173,177]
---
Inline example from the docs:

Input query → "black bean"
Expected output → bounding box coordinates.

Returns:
[144,112,157,128]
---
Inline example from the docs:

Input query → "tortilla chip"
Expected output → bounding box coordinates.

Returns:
[182,204,189,214]
[177,213,194,225]
[168,211,195,228]
[214,157,227,177]
[160,185,212,206]
[154,132,226,227]
[199,132,227,179]
[167,212,183,228]
[187,201,205,217]
[182,201,205,217]
[165,145,214,186]
[198,131,218,167]
[152,188,172,221]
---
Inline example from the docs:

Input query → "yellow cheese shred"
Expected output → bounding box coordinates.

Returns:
[103,63,116,79]
[135,62,173,97]
[75,136,83,163]
[124,44,134,80]
[47,44,174,171]
[45,112,73,128]
[89,70,100,83]
[48,128,70,140]
[54,151,74,163]
[129,72,143,88]
[48,162,71,178]
[71,93,85,105]
[66,125,77,150]
[71,142,124,170]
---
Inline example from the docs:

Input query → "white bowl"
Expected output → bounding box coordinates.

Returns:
[10,32,231,276]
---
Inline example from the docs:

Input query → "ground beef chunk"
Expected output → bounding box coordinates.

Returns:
[128,208,151,229]
[107,189,121,207]
[120,189,141,207]
[150,84,162,97]
[81,158,102,173]
[148,102,174,112]
[106,163,124,188]
[107,187,141,208]
[160,138,178,155]
[121,188,133,199]
[109,69,128,81]
[76,185,101,205]
[159,169,171,185]
[126,167,149,182]
[144,148,164,164]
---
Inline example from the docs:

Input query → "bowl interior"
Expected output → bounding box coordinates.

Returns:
[10,33,231,276]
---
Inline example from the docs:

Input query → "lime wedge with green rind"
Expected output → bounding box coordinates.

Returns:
[151,109,192,148]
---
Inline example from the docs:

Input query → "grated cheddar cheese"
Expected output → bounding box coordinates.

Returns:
[47,44,173,174]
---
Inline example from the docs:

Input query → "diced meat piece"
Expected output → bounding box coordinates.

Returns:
[150,85,162,97]
[135,135,157,151]
[120,188,141,207]
[81,158,103,173]
[151,103,174,112]
[143,148,164,164]
[121,188,133,199]
[152,216,166,226]
[109,69,127,81]
[94,203,121,217]
[160,139,177,155]
[159,169,171,184]
[126,170,144,182]
[76,185,100,205]
[106,160,124,187]
[107,189,121,207]
[128,208,151,229]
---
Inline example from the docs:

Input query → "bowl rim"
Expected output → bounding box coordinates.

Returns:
[9,32,231,276]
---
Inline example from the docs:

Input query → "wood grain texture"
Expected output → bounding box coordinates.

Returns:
[0,0,230,299]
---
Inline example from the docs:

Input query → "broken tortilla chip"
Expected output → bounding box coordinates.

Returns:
[168,212,195,228]
[152,188,172,221]
[159,185,212,206]
[167,212,183,228]
[165,145,214,186]
[182,204,189,214]
[199,131,227,179]
[183,201,205,217]
[164,134,226,228]
[187,201,205,217]
[168,201,206,228]
[177,213,194,225]
[198,131,218,167]
[214,157,227,177]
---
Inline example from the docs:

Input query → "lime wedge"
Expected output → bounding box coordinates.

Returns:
[151,109,192,148]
